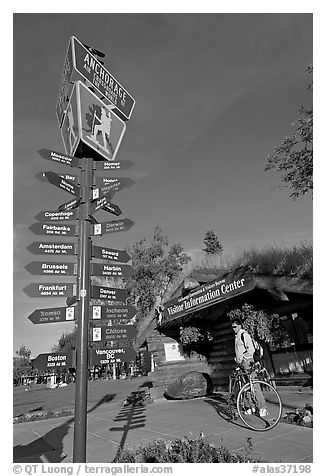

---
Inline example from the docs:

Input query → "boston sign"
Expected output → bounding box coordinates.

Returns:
[162,266,255,322]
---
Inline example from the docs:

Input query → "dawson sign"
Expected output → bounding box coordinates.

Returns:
[162,266,255,323]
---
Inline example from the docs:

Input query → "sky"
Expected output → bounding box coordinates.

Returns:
[12,12,313,358]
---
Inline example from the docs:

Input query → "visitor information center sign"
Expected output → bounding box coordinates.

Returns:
[162,266,255,322]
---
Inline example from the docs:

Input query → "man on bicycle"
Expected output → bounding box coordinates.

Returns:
[231,318,268,417]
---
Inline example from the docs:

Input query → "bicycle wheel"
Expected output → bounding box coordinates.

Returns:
[237,380,282,431]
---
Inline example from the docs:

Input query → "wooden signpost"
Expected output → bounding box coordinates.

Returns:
[25,36,136,463]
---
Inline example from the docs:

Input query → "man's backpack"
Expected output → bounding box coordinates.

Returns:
[240,330,263,362]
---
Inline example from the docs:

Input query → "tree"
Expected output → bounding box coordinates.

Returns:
[51,326,77,353]
[124,226,191,323]
[202,230,223,255]
[265,65,313,199]
[13,345,34,380]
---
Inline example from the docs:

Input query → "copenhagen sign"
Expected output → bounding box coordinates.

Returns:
[162,266,255,322]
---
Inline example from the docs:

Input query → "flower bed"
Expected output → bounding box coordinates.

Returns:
[281,404,313,428]
[13,408,74,424]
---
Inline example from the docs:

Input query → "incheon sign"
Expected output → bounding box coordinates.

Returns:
[162,266,255,322]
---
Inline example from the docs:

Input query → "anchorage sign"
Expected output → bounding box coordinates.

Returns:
[163,266,255,322]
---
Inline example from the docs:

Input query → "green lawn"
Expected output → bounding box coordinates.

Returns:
[13,377,151,418]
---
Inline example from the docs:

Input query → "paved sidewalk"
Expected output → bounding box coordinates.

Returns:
[13,384,313,464]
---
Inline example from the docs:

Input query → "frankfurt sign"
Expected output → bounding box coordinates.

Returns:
[23,282,77,298]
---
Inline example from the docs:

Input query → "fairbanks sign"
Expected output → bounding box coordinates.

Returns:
[162,266,255,322]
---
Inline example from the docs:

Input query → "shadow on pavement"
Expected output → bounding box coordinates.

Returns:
[13,393,116,463]
[204,394,249,430]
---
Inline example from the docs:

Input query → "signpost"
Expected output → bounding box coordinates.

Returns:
[33,352,75,371]
[29,222,78,237]
[92,246,131,263]
[90,304,138,321]
[91,325,137,343]
[90,347,137,366]
[34,209,79,222]
[91,263,135,278]
[91,285,128,301]
[23,282,76,298]
[27,241,77,256]
[25,37,136,464]
[92,219,134,236]
[25,261,77,276]
[38,148,80,168]
[27,306,76,324]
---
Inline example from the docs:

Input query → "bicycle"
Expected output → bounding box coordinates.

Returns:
[227,362,282,431]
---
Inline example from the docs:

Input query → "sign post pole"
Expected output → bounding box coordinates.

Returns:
[73,157,92,462]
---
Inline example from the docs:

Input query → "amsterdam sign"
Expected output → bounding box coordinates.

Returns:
[28,306,76,324]
[27,242,77,256]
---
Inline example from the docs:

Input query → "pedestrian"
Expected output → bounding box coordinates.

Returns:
[231,318,268,416]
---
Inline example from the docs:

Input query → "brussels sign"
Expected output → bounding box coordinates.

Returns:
[25,261,77,276]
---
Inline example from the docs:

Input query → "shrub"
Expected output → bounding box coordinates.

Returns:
[113,435,261,463]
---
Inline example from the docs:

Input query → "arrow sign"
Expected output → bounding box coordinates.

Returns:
[23,282,76,298]
[28,306,76,324]
[34,209,79,222]
[42,171,81,197]
[91,304,138,321]
[33,352,75,370]
[91,325,137,342]
[92,219,134,236]
[27,241,77,256]
[90,196,121,216]
[92,245,131,263]
[38,148,80,168]
[58,197,81,212]
[29,223,78,237]
[91,263,136,278]
[91,285,127,301]
[90,347,136,366]
[25,261,77,276]
[95,177,135,194]
[36,171,79,183]
[95,160,134,171]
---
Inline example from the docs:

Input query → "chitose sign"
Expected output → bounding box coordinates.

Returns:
[162,266,255,323]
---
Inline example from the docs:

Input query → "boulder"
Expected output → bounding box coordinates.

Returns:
[164,371,213,400]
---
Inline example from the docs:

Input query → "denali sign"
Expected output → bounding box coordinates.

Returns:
[162,266,255,323]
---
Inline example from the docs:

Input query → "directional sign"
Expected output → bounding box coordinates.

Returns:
[33,352,75,371]
[58,197,81,212]
[91,285,127,301]
[55,38,74,126]
[91,263,136,278]
[38,148,80,168]
[71,36,135,120]
[36,171,79,184]
[95,160,134,171]
[95,177,135,193]
[90,196,121,216]
[29,223,78,237]
[91,325,137,343]
[92,245,131,263]
[23,282,76,298]
[43,171,81,197]
[27,242,77,256]
[91,304,138,321]
[34,209,79,222]
[25,261,77,276]
[90,347,136,366]
[28,306,76,324]
[92,219,134,236]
